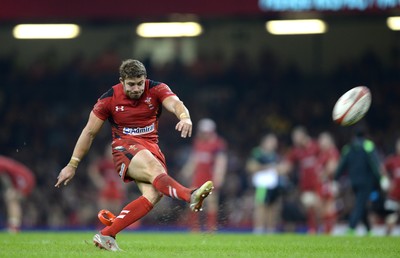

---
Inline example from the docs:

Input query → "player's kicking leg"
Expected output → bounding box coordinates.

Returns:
[93,180,214,251]
[93,233,122,251]
[190,181,214,212]
[93,150,214,251]
[97,180,215,227]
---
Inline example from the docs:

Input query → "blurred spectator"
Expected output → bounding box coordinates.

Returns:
[181,118,228,231]
[0,155,35,232]
[335,127,382,235]
[245,133,283,234]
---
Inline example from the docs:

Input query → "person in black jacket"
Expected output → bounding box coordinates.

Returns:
[335,128,382,235]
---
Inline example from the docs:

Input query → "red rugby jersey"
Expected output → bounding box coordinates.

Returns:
[0,156,35,196]
[191,135,227,188]
[384,154,400,201]
[93,79,176,143]
[285,140,321,191]
[318,146,340,177]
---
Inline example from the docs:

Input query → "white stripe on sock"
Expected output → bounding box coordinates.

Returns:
[168,186,180,200]
[168,186,173,197]
[116,210,130,219]
[172,188,179,199]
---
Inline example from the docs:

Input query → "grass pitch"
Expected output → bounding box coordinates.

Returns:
[0,231,399,258]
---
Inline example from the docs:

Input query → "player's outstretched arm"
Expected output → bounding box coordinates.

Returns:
[55,112,105,188]
[162,96,192,138]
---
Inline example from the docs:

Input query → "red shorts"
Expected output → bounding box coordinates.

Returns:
[111,138,167,182]
[320,181,335,200]
[300,182,322,196]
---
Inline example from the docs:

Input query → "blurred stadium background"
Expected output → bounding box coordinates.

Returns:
[1,0,400,233]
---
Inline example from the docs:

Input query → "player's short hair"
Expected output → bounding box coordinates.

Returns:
[119,59,147,80]
[292,125,308,135]
[197,118,216,132]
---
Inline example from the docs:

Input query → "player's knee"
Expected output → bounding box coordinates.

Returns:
[4,188,21,202]
[386,213,399,225]
[151,159,165,173]
[129,151,166,182]
[143,189,163,205]
[147,159,166,178]
[301,192,319,208]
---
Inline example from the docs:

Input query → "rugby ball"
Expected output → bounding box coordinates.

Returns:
[332,86,371,126]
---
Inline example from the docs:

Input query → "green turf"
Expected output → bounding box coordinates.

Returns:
[0,231,399,258]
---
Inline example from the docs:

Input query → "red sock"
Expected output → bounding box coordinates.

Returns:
[323,213,336,234]
[189,211,201,232]
[152,173,191,202]
[307,208,317,233]
[101,196,153,237]
[207,211,218,231]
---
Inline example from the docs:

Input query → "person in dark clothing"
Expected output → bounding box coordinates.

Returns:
[335,128,382,235]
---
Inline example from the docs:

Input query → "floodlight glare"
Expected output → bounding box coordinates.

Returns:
[266,19,327,35]
[136,22,202,38]
[13,24,80,39]
[387,17,400,31]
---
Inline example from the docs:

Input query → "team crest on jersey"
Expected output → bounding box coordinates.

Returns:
[144,97,154,110]
[129,145,138,151]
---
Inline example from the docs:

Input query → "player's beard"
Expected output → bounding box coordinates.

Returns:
[129,92,142,99]
[126,90,143,100]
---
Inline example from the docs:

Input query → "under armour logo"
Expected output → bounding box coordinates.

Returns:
[115,106,124,111]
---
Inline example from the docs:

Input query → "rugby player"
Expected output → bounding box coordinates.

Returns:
[55,59,213,251]
[181,118,227,232]
[0,155,35,233]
